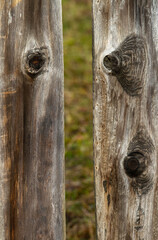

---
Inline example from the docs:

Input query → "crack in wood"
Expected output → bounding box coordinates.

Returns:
[107,194,110,207]
[135,197,145,232]
[103,180,107,193]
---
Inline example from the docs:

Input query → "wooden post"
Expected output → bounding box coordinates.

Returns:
[93,1,158,239]
[0,1,65,239]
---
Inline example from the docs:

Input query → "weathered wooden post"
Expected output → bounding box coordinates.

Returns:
[0,0,65,239]
[93,1,158,239]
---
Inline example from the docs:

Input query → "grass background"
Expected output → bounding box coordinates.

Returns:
[62,0,95,239]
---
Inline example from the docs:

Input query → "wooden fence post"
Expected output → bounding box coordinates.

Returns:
[0,1,65,239]
[93,1,158,239]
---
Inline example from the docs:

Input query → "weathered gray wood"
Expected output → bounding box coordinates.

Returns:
[93,1,158,239]
[0,1,65,239]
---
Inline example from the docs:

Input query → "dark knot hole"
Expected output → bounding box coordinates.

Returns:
[103,54,119,71]
[126,158,139,171]
[29,55,45,71]
[124,151,146,178]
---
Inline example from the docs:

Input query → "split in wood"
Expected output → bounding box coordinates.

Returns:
[123,127,155,195]
[23,47,49,78]
[103,34,147,96]
[135,205,145,231]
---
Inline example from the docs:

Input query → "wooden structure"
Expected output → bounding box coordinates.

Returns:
[0,0,65,239]
[1,0,158,239]
[93,1,158,239]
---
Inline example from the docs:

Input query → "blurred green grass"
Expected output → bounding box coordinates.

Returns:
[62,0,95,239]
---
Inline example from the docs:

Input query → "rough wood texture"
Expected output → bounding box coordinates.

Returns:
[103,34,147,96]
[0,1,65,239]
[93,1,158,239]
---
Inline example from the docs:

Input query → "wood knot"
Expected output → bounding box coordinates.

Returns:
[103,34,147,96]
[103,54,120,73]
[123,127,155,195]
[23,47,49,78]
[124,152,146,178]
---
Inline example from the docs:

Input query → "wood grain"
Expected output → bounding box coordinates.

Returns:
[93,0,158,239]
[0,1,65,239]
[103,34,147,96]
